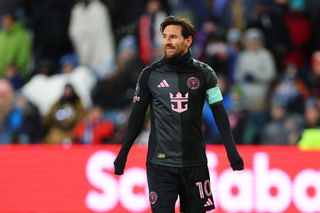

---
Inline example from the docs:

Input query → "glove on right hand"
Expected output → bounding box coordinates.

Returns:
[113,152,127,175]
[230,157,244,171]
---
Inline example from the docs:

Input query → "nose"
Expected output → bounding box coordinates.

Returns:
[163,37,171,46]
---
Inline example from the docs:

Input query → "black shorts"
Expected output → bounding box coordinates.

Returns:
[146,163,215,213]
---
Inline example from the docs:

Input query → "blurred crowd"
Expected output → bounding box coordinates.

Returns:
[0,0,319,148]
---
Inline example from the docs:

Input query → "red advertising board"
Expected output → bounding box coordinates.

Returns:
[0,145,319,212]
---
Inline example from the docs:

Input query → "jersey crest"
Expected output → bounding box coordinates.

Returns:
[149,191,158,205]
[187,77,200,90]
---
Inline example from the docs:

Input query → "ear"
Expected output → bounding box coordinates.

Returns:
[185,36,193,47]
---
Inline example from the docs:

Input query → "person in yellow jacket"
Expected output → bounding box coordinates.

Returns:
[0,12,32,78]
[298,128,320,150]
[298,98,320,150]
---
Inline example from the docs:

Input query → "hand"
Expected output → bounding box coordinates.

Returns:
[114,154,127,175]
[230,157,244,171]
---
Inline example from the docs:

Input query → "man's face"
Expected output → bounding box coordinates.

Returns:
[162,25,192,58]
[2,15,14,32]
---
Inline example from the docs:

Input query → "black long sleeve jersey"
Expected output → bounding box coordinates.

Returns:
[121,51,241,168]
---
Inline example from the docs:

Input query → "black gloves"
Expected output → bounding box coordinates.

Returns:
[114,149,128,175]
[230,157,244,171]
[114,148,244,175]
[114,136,135,175]
[114,143,132,175]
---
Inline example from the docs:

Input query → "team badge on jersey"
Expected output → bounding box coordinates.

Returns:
[187,77,200,90]
[149,191,158,205]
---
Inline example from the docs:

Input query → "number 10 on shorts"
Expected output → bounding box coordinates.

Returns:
[196,180,212,199]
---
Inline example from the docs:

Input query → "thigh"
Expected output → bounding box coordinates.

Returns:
[179,165,215,213]
[146,164,179,212]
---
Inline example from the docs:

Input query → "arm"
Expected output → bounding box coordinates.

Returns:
[205,68,244,170]
[113,101,148,174]
[209,101,244,170]
[114,69,150,175]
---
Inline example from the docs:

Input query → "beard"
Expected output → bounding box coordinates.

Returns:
[164,45,187,59]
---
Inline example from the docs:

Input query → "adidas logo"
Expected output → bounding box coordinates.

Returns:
[157,80,169,88]
[204,198,214,207]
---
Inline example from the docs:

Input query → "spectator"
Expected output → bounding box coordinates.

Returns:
[4,63,25,90]
[0,79,19,144]
[23,0,74,74]
[302,98,320,129]
[22,57,96,116]
[92,35,142,113]
[211,0,245,29]
[225,28,242,84]
[235,28,277,144]
[69,0,116,79]
[303,50,320,97]
[271,63,308,114]
[105,0,145,41]
[0,12,32,78]
[21,59,55,115]
[282,0,312,68]
[192,17,221,60]
[58,53,96,111]
[0,79,40,144]
[91,34,142,135]
[196,27,242,83]
[260,97,304,145]
[14,93,42,144]
[201,28,229,77]
[308,0,320,52]
[42,83,85,144]
[73,105,115,144]
[297,97,320,149]
[246,0,291,70]
[235,28,277,112]
[138,0,167,65]
[58,53,79,74]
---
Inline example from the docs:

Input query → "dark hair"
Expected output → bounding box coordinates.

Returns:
[160,15,196,42]
[3,11,17,21]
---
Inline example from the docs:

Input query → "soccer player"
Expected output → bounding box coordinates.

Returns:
[114,15,244,213]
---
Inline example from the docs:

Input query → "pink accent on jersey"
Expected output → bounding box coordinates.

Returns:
[170,92,188,113]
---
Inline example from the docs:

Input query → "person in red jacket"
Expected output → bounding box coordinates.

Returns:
[73,106,115,144]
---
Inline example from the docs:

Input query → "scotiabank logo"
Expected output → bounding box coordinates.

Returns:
[85,151,148,212]
[85,151,320,212]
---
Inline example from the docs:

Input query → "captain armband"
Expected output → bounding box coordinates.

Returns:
[206,86,223,104]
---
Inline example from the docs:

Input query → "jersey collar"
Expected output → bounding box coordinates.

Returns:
[163,49,192,66]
